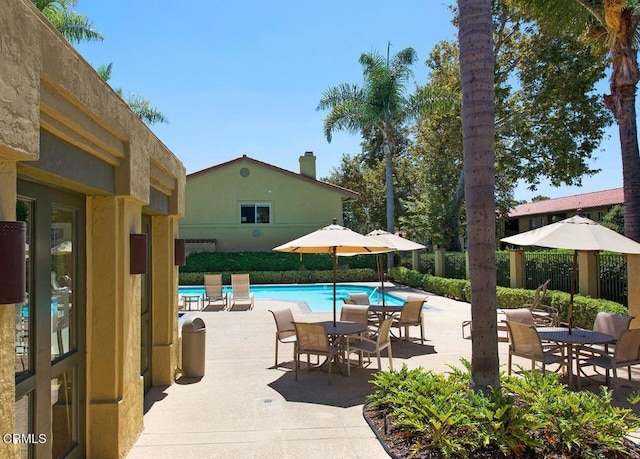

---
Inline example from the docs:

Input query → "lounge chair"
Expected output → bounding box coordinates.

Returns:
[228,274,254,311]
[525,279,558,326]
[391,295,426,344]
[268,308,297,368]
[202,274,227,311]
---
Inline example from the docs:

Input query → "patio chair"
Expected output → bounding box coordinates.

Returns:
[391,295,427,344]
[268,308,297,368]
[525,279,558,326]
[293,322,340,382]
[228,273,254,311]
[577,329,640,390]
[503,308,536,326]
[579,311,634,367]
[348,318,394,370]
[505,320,566,375]
[203,274,227,311]
[348,292,370,305]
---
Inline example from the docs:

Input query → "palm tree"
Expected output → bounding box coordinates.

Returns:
[32,0,103,43]
[507,0,640,242]
[459,0,500,391]
[317,45,419,258]
[96,63,168,126]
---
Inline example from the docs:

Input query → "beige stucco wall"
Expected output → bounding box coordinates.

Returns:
[0,1,185,457]
[181,157,356,251]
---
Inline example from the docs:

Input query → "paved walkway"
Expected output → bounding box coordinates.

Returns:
[127,283,640,458]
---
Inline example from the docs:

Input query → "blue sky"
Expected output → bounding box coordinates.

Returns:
[74,0,623,202]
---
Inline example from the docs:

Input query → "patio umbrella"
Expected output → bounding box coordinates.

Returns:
[51,240,72,255]
[500,215,640,332]
[362,229,426,306]
[273,219,391,326]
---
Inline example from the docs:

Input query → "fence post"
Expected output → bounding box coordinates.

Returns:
[628,255,640,328]
[509,248,525,289]
[412,250,420,272]
[434,248,445,277]
[578,251,600,298]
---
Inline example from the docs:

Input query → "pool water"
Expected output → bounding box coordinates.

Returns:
[178,283,404,313]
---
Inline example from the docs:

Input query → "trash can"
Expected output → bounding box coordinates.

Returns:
[181,316,206,378]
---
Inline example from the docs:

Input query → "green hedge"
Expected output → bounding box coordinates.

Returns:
[181,251,378,273]
[389,266,626,328]
[179,268,378,285]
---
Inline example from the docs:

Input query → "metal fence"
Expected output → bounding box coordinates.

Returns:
[600,253,627,305]
[524,252,575,293]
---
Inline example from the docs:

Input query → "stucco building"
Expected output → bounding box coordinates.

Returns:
[2,1,185,457]
[180,153,358,252]
[504,188,624,238]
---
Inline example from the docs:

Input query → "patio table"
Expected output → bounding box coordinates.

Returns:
[537,327,614,388]
[316,320,367,376]
[181,294,202,311]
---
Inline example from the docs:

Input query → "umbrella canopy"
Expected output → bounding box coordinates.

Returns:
[361,229,426,306]
[500,215,640,331]
[501,215,640,254]
[51,241,72,255]
[365,228,427,252]
[273,219,391,325]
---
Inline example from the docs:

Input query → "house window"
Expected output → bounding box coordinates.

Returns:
[240,203,271,224]
[540,216,547,227]
[529,218,536,229]
[598,211,605,221]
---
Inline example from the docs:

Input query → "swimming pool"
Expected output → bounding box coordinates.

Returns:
[178,283,404,312]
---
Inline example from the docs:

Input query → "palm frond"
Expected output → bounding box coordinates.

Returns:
[317,83,363,111]
[54,11,104,43]
[96,62,113,81]
[126,94,168,126]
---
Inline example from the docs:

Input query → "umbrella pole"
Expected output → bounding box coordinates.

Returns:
[568,250,577,334]
[332,247,337,327]
[377,253,385,307]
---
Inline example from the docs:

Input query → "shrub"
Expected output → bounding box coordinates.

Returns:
[179,268,378,285]
[389,267,627,327]
[366,362,640,458]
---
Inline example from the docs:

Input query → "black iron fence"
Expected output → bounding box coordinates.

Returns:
[600,253,627,305]
[406,250,628,306]
[524,252,575,293]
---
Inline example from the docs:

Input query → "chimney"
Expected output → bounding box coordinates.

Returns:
[299,151,316,179]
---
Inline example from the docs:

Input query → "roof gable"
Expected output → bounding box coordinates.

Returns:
[187,155,358,198]
[509,188,623,218]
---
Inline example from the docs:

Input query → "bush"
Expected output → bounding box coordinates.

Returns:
[366,362,640,458]
[181,251,378,273]
[179,268,378,285]
[389,267,627,327]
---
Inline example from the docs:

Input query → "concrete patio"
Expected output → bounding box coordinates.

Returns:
[127,283,640,458]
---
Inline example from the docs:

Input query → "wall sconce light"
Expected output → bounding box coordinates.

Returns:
[130,234,148,274]
[175,239,186,266]
[0,221,26,304]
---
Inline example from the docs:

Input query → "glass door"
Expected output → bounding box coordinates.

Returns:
[141,214,152,393]
[15,180,85,458]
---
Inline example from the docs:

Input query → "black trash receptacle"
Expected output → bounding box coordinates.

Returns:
[182,316,206,378]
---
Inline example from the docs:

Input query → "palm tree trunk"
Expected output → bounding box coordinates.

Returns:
[383,133,395,271]
[604,24,640,242]
[459,0,500,391]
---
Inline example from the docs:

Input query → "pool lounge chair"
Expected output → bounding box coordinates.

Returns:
[203,274,227,311]
[228,273,254,311]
